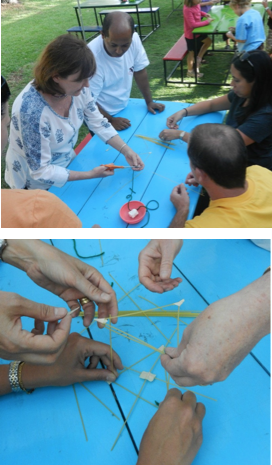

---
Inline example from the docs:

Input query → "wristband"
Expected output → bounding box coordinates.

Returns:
[183,108,188,117]
[9,361,23,393]
[18,362,34,394]
[120,143,127,154]
[265,6,269,10]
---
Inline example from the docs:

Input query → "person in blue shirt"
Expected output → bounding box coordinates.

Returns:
[226,0,265,52]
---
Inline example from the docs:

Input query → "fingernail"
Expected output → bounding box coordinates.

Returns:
[107,373,116,382]
[54,307,67,316]
[101,292,111,300]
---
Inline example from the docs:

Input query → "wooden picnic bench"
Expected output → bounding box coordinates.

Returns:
[163,33,188,85]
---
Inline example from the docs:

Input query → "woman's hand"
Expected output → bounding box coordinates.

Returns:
[124,149,145,171]
[19,333,124,391]
[90,166,115,178]
[166,112,184,129]
[159,129,181,141]
[2,240,118,328]
[0,291,70,364]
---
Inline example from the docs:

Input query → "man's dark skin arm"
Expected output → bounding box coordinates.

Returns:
[169,184,190,228]
[96,103,131,131]
[134,68,165,114]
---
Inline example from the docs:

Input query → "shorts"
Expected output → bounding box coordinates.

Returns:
[266,29,272,55]
[185,34,208,52]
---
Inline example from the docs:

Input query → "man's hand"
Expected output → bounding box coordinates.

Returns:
[147,102,165,114]
[0,291,70,364]
[170,183,189,211]
[161,272,270,386]
[2,240,118,328]
[138,240,183,293]
[137,389,205,465]
[110,116,131,131]
[185,172,199,187]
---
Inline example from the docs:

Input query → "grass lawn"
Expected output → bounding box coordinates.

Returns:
[1,0,269,188]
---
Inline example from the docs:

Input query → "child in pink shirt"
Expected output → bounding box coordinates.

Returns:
[183,0,214,77]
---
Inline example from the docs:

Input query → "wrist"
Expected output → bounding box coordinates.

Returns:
[21,363,52,390]
[1,240,44,272]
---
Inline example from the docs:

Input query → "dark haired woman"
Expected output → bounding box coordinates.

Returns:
[159,50,272,170]
[5,34,144,191]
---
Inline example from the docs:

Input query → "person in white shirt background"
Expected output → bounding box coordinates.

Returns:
[88,11,165,131]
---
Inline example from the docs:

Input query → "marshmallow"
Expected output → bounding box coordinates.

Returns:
[128,208,139,218]
[139,371,156,382]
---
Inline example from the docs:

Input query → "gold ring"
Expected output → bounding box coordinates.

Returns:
[79,297,91,305]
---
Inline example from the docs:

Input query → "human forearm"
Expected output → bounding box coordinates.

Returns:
[0,363,50,396]
[169,208,188,228]
[161,271,270,386]
[96,103,113,122]
[68,169,100,181]
[169,96,230,127]
[107,134,144,169]
[0,365,11,395]
[2,240,46,272]
[134,69,153,105]
[226,33,245,43]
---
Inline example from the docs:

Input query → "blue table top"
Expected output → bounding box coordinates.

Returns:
[0,239,270,465]
[49,99,226,228]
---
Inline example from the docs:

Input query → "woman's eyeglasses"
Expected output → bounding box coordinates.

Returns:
[238,52,254,68]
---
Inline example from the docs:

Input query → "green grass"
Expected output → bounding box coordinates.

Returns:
[1,0,269,188]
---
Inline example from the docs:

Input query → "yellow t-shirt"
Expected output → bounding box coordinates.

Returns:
[1,189,82,228]
[185,165,272,228]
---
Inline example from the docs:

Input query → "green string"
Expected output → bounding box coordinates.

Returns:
[72,239,105,259]
[126,171,160,228]
[49,239,105,259]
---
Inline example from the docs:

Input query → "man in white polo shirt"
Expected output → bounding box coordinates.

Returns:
[88,11,165,130]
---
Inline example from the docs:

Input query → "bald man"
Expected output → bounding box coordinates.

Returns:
[88,11,165,131]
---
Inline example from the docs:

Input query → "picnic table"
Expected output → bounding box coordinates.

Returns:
[49,98,226,228]
[0,239,270,465]
[74,0,159,41]
[192,3,265,85]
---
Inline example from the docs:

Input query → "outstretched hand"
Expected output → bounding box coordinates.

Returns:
[138,240,183,293]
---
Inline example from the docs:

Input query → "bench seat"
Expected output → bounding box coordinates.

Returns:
[67,25,102,42]
[163,34,188,85]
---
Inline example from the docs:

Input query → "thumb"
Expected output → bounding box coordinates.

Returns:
[161,352,183,377]
[159,243,175,280]
[14,296,68,322]
[165,346,180,359]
